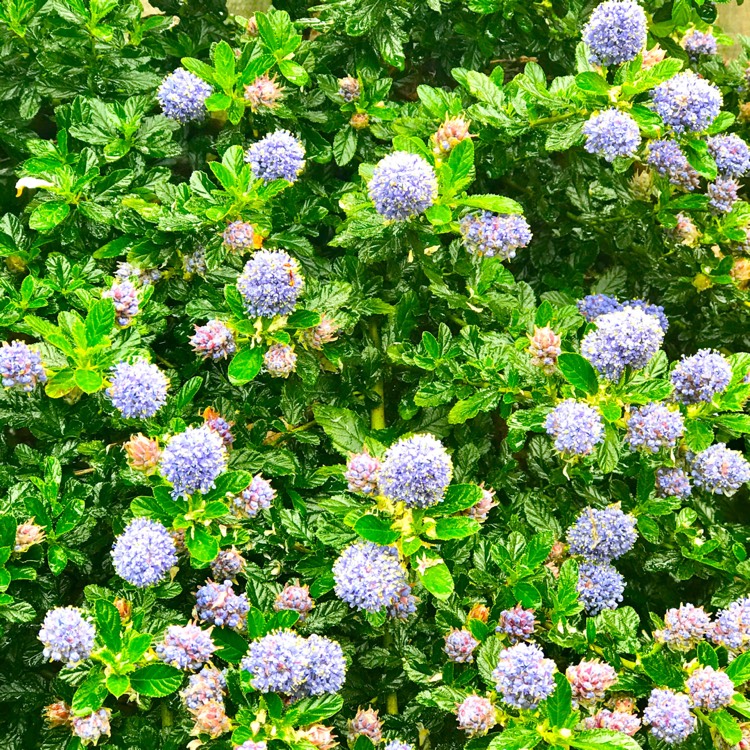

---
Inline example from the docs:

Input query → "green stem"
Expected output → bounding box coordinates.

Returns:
[161,703,173,728]
[368,320,386,431]
[383,627,398,715]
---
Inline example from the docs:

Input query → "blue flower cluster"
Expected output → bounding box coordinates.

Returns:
[386,583,418,620]
[229,474,276,518]
[578,294,669,332]
[245,130,305,183]
[681,29,718,58]
[181,666,226,711]
[652,71,722,134]
[655,603,713,651]
[583,109,641,162]
[690,443,750,495]
[671,349,732,404]
[708,134,750,177]
[210,548,244,580]
[103,279,139,327]
[241,630,346,698]
[643,688,696,744]
[203,408,234,448]
[576,561,625,615]
[264,343,297,378]
[456,695,496,737]
[345,451,381,495]
[545,400,604,456]
[686,666,733,710]
[492,643,556,709]
[646,140,700,191]
[160,426,227,498]
[712,596,750,652]
[191,320,236,360]
[459,211,532,260]
[156,623,216,670]
[582,0,647,66]
[0,340,46,392]
[368,152,437,221]
[38,607,96,664]
[567,506,637,563]
[655,467,692,498]
[565,659,617,705]
[107,358,169,419]
[444,629,479,663]
[157,68,212,123]
[111,517,177,587]
[72,708,111,746]
[222,220,255,251]
[275,583,314,620]
[581,306,664,380]
[708,176,739,213]
[625,403,684,452]
[333,542,407,612]
[497,605,536,642]
[378,433,453,508]
[195,579,249,629]
[237,250,304,318]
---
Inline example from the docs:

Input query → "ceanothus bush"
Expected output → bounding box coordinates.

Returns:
[3,1,750,748]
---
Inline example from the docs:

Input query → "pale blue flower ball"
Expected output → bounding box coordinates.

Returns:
[643,689,696,744]
[545,400,604,456]
[582,0,647,66]
[333,542,406,612]
[653,72,722,134]
[111,517,177,587]
[671,349,732,404]
[156,623,216,671]
[690,443,750,495]
[0,340,46,392]
[708,134,750,177]
[368,151,437,221]
[157,68,212,123]
[625,403,684,453]
[38,607,96,664]
[107,358,169,419]
[245,130,305,183]
[583,109,641,162]
[647,140,700,191]
[237,250,304,319]
[577,562,625,615]
[160,425,227,498]
[567,506,637,563]
[492,643,556,709]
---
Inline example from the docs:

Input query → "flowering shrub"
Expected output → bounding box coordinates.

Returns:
[3,1,750,749]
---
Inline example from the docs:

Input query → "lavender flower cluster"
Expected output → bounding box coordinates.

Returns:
[459,211,532,260]
[160,425,227,498]
[237,250,304,319]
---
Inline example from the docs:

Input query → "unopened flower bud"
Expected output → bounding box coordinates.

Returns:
[303,725,338,750]
[629,169,654,201]
[123,433,161,474]
[732,258,750,289]
[642,45,666,69]
[348,708,382,745]
[350,113,369,130]
[529,326,561,373]
[15,520,45,552]
[338,76,360,102]
[114,598,131,622]
[433,116,471,155]
[44,701,72,728]
[247,15,258,36]
[468,603,490,623]
[192,700,231,738]
[672,213,700,247]
[301,316,339,349]
[244,75,283,110]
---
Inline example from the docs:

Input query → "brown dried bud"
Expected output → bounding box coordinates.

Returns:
[350,113,369,130]
[642,45,666,69]
[545,540,566,578]
[171,528,187,554]
[467,603,490,623]
[247,16,258,36]
[732,258,750,289]
[192,700,231,738]
[740,102,750,124]
[303,724,338,750]
[114,597,131,622]
[338,76,361,102]
[528,326,561,373]
[123,433,161,474]
[433,116,471,155]
[14,520,45,553]
[244,75,284,110]
[464,487,497,523]
[612,696,637,714]
[44,701,72,728]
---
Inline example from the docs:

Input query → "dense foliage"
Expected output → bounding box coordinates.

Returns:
[3,0,750,748]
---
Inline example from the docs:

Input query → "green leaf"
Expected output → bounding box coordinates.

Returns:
[432,484,484,515]
[544,673,572,728]
[487,727,541,750]
[312,405,371,455]
[211,626,248,663]
[287,310,322,329]
[558,353,599,395]
[433,517,480,540]
[476,636,502,687]
[446,138,475,192]
[85,299,115,346]
[685,419,714,452]
[448,388,501,424]
[228,347,263,386]
[72,669,107,716]
[285,694,344,725]
[575,72,610,95]
[130,664,184,697]
[418,562,454,600]
[29,201,70,231]
[714,710,743,745]
[212,41,237,90]
[713,414,750,435]
[354,515,400,545]
[106,674,130,698]
[95,599,121,652]
[569,730,641,750]
[278,59,309,86]
[186,526,220,563]
[456,194,522,214]
[74,368,104,394]
[727,652,750,686]
[425,204,452,226]
[641,652,684,690]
